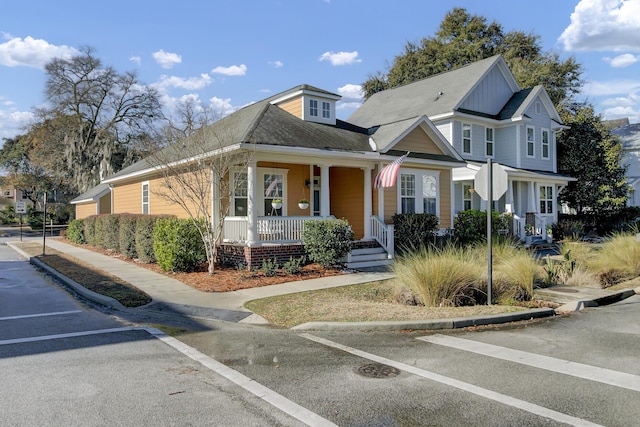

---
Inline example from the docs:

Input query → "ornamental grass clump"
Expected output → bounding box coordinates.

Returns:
[392,245,483,307]
[587,232,640,287]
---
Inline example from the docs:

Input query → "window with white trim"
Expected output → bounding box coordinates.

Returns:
[261,168,288,216]
[142,182,149,214]
[462,123,471,154]
[542,129,550,159]
[526,126,535,157]
[232,171,248,216]
[322,101,331,119]
[485,127,494,157]
[535,102,541,115]
[309,99,318,117]
[399,170,439,216]
[540,185,553,214]
[463,184,472,210]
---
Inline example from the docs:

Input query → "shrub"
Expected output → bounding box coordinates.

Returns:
[392,245,482,307]
[392,213,439,254]
[93,215,106,248]
[118,214,138,259]
[67,219,87,245]
[83,216,97,246]
[283,256,306,275]
[302,219,354,268]
[453,210,510,245]
[261,257,279,277]
[135,215,157,263]
[153,217,206,272]
[586,232,640,287]
[66,219,86,244]
[99,215,120,251]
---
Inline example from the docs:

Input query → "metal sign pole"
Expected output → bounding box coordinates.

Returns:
[42,192,47,256]
[487,159,493,306]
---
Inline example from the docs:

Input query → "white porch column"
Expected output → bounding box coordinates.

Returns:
[363,166,372,239]
[527,181,535,212]
[211,168,219,230]
[320,164,330,217]
[246,161,257,245]
[505,179,514,214]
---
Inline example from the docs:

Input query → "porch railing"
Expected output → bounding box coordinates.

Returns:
[371,215,394,259]
[222,216,334,243]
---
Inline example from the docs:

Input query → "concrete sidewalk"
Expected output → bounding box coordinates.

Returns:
[7,237,639,330]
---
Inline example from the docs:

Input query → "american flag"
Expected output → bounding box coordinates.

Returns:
[373,152,409,188]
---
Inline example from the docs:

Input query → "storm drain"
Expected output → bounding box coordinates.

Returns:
[354,363,401,379]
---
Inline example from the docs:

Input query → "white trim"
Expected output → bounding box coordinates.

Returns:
[397,168,441,218]
[142,181,149,214]
[462,122,472,154]
[526,126,535,158]
[541,128,550,160]
[485,126,494,158]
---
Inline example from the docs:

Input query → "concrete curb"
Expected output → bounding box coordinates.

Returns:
[556,288,638,313]
[292,308,556,331]
[7,242,127,311]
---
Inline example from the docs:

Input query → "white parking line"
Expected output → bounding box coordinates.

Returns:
[418,334,640,393]
[0,326,336,427]
[0,310,82,322]
[300,333,602,427]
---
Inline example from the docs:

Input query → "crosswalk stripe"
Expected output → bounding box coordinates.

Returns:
[300,333,603,427]
[417,334,640,393]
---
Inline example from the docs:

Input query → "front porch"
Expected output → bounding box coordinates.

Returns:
[219,215,394,269]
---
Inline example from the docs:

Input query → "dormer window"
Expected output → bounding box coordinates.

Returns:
[309,99,318,117]
[322,101,331,119]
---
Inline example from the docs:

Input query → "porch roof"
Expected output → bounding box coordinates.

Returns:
[70,183,111,204]
[452,161,576,184]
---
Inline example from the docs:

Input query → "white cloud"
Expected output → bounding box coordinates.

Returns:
[337,84,363,100]
[318,51,361,66]
[129,56,141,66]
[559,0,640,52]
[152,49,182,69]
[582,78,640,96]
[605,53,639,68]
[0,108,34,140]
[0,35,78,68]
[208,96,236,116]
[212,64,247,76]
[269,60,283,68]
[601,105,640,123]
[154,74,212,91]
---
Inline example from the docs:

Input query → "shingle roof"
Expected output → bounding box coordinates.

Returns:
[348,55,505,128]
[612,123,640,150]
[70,182,110,204]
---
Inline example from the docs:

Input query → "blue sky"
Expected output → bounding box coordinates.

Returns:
[1,0,640,143]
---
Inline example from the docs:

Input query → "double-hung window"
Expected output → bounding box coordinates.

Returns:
[485,127,494,157]
[322,101,331,119]
[142,182,149,214]
[309,99,318,117]
[462,123,471,154]
[542,129,550,159]
[463,184,473,210]
[526,126,535,157]
[399,170,439,216]
[540,185,553,214]
[232,171,248,216]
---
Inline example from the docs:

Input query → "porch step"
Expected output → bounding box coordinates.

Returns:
[346,246,393,270]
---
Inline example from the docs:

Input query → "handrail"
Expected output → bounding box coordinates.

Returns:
[370,215,394,259]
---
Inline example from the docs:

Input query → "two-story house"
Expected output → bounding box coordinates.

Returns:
[348,55,574,239]
[610,122,640,207]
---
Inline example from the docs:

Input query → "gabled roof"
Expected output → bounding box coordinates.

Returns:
[70,182,111,204]
[348,55,516,128]
[611,123,640,150]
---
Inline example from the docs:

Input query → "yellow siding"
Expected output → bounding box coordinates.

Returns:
[75,203,96,219]
[278,98,303,119]
[113,181,142,214]
[330,167,364,239]
[395,126,444,155]
[98,193,111,215]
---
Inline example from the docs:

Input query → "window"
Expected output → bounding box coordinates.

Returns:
[540,185,553,214]
[463,184,472,210]
[485,127,494,157]
[462,123,471,154]
[322,101,331,119]
[399,170,439,216]
[400,174,416,213]
[423,175,437,215]
[542,129,550,159]
[527,126,535,157]
[264,172,284,215]
[142,182,149,214]
[232,171,248,216]
[309,99,318,117]
[535,102,541,115]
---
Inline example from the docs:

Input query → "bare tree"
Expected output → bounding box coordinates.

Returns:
[40,46,162,194]
[146,99,254,274]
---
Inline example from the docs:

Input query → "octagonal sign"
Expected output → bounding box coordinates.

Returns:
[474,162,508,201]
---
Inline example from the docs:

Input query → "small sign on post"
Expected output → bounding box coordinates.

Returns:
[15,201,26,242]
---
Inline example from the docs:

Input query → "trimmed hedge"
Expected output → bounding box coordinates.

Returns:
[83,216,97,246]
[135,215,157,263]
[66,219,85,244]
[453,210,510,245]
[118,214,139,259]
[98,214,120,251]
[153,218,206,272]
[392,213,439,254]
[302,219,353,268]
